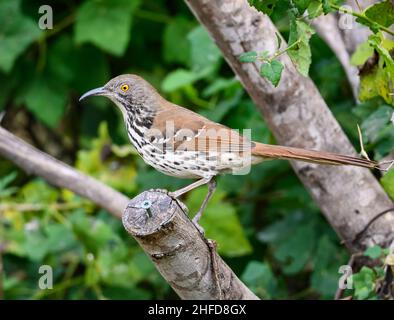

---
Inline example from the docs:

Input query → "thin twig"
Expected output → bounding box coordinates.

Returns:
[354,0,362,11]
[342,208,394,245]
[379,160,394,172]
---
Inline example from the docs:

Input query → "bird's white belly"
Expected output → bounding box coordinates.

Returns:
[140,145,255,178]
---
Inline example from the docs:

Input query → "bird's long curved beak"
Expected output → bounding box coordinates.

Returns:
[79,87,107,101]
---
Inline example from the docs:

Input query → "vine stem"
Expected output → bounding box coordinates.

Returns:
[269,39,302,61]
[39,14,75,41]
[134,9,172,23]
[331,3,394,37]
[257,39,302,63]
[36,13,75,71]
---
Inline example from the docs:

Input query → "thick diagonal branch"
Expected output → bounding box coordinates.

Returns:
[185,0,394,252]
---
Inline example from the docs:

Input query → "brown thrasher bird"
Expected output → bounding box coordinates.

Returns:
[80,74,379,233]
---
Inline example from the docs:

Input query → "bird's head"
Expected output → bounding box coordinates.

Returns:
[79,74,160,117]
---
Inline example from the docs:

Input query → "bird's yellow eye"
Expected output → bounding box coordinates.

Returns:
[120,84,129,92]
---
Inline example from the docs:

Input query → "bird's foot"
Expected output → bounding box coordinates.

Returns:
[174,199,189,214]
[192,217,205,235]
[192,210,205,235]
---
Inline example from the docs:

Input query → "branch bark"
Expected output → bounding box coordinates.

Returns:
[123,190,258,300]
[185,0,394,252]
[0,126,257,300]
[0,126,128,219]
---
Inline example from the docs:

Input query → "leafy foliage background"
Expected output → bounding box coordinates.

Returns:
[0,0,393,300]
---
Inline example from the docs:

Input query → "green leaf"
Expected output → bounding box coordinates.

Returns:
[161,68,210,92]
[187,26,222,71]
[359,68,393,104]
[74,0,140,56]
[45,224,78,253]
[364,1,394,28]
[307,0,323,18]
[311,235,344,297]
[364,245,383,260]
[0,0,41,72]
[241,261,280,298]
[359,62,394,105]
[352,266,376,300]
[322,0,333,14]
[358,35,394,105]
[102,286,152,299]
[48,35,110,93]
[0,171,18,198]
[260,60,284,87]
[287,20,315,76]
[202,77,239,97]
[258,211,317,274]
[23,229,49,262]
[368,34,394,76]
[351,41,374,66]
[21,76,68,128]
[381,169,394,199]
[48,35,108,86]
[361,105,392,143]
[97,245,141,287]
[70,210,118,253]
[248,0,278,15]
[21,179,58,204]
[292,0,310,15]
[163,17,194,65]
[239,51,258,63]
[186,188,252,257]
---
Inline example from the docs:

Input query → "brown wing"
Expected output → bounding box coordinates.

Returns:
[152,102,253,153]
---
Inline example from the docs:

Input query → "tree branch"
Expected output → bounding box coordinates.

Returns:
[123,190,258,300]
[0,126,257,300]
[184,0,394,252]
[0,126,128,219]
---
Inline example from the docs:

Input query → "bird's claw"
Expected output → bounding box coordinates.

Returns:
[192,216,205,235]
[172,198,188,213]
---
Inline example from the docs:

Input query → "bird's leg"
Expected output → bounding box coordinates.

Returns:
[169,177,212,198]
[192,178,217,234]
[169,176,216,234]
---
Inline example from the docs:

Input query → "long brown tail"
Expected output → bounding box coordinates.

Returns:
[252,143,378,169]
